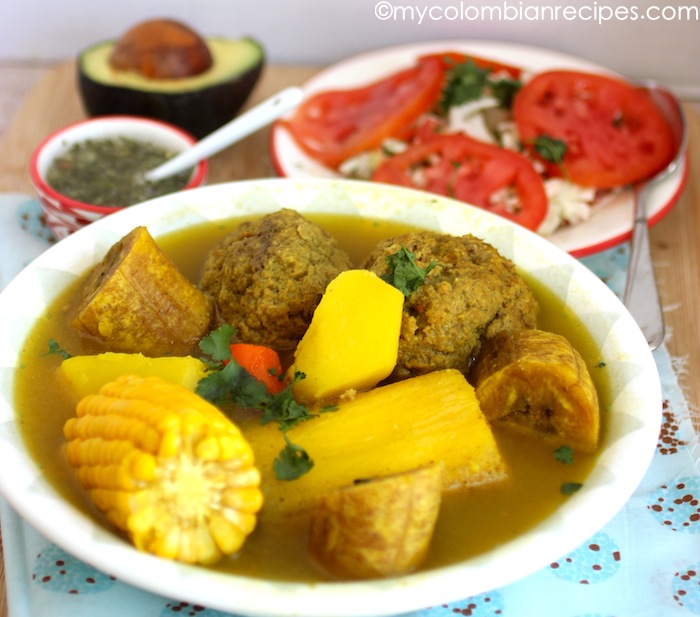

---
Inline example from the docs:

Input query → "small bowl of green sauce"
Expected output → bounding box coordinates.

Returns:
[29,115,207,239]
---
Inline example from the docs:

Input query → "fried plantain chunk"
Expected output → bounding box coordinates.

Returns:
[71,226,213,355]
[470,329,599,452]
[308,465,442,580]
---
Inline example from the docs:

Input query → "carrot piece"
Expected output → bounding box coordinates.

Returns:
[229,343,285,394]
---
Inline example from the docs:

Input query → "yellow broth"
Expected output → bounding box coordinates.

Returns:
[13,213,605,581]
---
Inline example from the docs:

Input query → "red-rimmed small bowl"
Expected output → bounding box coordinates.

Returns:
[29,115,208,240]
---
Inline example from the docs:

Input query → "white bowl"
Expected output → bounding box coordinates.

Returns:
[0,178,661,616]
[29,115,208,240]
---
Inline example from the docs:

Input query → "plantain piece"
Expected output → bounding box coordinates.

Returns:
[71,226,213,356]
[470,329,600,452]
[309,465,442,580]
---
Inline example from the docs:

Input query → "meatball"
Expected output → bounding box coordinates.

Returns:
[200,209,353,349]
[363,231,538,379]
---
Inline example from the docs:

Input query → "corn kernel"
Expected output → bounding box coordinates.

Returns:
[63,375,262,565]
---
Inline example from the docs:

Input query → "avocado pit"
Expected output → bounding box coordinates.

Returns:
[109,19,213,79]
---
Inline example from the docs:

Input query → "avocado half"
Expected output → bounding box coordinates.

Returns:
[78,37,265,138]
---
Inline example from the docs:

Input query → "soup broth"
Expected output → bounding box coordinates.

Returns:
[13,213,605,582]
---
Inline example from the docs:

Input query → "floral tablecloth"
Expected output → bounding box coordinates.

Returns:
[1,194,699,617]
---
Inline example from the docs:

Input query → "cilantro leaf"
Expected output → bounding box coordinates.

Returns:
[225,364,272,409]
[198,324,236,365]
[490,77,522,108]
[554,445,574,465]
[195,365,237,404]
[259,372,316,431]
[44,338,72,360]
[273,437,315,481]
[196,325,329,481]
[561,482,583,495]
[439,57,522,113]
[532,135,567,164]
[381,244,438,297]
[439,58,492,112]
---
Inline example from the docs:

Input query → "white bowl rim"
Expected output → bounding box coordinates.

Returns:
[0,177,661,617]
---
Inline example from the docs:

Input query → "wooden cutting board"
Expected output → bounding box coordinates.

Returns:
[0,61,318,194]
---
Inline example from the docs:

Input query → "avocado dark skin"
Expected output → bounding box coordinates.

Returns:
[77,32,265,138]
[78,59,264,138]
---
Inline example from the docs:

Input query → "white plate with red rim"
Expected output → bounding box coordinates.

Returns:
[0,178,661,616]
[270,40,688,257]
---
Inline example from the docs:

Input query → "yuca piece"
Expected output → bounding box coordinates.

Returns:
[471,329,600,452]
[246,369,505,515]
[60,352,209,400]
[309,465,443,580]
[71,227,213,355]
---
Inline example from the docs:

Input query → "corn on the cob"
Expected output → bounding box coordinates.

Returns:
[63,374,262,565]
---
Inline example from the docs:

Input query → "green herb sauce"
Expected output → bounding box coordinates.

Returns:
[46,137,193,207]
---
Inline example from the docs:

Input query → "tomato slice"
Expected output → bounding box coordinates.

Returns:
[283,55,445,168]
[514,70,675,189]
[372,133,548,231]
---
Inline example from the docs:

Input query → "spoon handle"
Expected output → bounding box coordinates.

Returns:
[145,86,304,182]
[623,185,665,350]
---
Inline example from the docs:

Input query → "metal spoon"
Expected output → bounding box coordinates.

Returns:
[622,82,688,350]
[144,86,303,182]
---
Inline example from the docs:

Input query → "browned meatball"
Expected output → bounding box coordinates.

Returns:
[363,231,538,379]
[200,209,353,349]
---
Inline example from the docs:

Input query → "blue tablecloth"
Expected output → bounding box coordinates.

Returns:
[1,194,698,617]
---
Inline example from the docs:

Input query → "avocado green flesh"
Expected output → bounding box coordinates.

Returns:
[80,38,263,92]
[77,37,265,138]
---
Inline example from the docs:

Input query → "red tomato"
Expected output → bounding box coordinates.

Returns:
[420,51,522,79]
[514,70,675,189]
[283,55,445,168]
[372,133,548,231]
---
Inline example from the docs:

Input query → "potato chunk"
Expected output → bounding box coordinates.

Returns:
[290,269,404,403]
[309,465,442,579]
[60,352,209,400]
[246,369,505,515]
[471,329,600,452]
[71,227,213,355]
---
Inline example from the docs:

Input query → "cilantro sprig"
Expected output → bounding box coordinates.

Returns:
[554,445,583,495]
[439,59,492,112]
[532,135,567,165]
[196,325,326,480]
[553,444,574,465]
[560,482,583,495]
[274,435,314,481]
[439,57,522,113]
[381,244,438,297]
[44,338,72,360]
[530,135,570,180]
